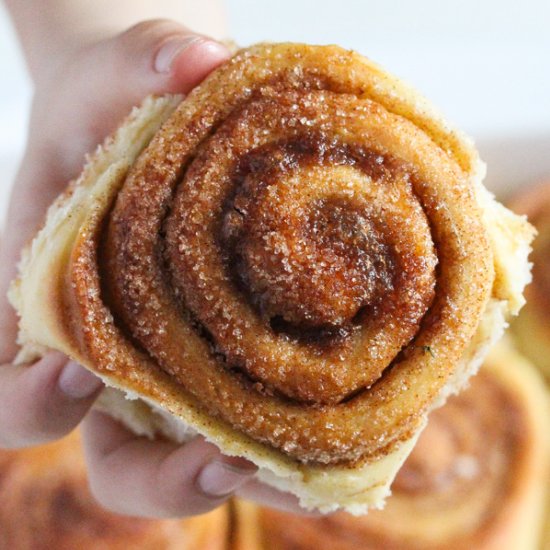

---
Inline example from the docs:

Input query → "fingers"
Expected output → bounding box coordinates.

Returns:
[82,411,257,518]
[0,353,103,448]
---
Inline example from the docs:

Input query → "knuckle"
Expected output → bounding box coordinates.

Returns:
[122,18,173,36]
[118,19,187,49]
[0,364,69,447]
[87,478,117,512]
[150,473,224,518]
[110,19,192,76]
[85,468,130,515]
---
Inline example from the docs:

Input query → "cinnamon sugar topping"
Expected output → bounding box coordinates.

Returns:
[74,44,493,465]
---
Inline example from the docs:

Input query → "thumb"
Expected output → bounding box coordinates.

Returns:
[29,19,230,182]
[98,19,231,105]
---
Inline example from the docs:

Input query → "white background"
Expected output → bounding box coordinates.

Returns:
[1,0,550,220]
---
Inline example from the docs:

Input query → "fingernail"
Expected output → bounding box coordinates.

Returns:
[58,361,103,399]
[197,460,256,498]
[155,36,203,73]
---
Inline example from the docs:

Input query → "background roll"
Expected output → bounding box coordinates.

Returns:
[509,179,550,380]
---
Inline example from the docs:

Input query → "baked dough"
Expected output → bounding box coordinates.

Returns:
[9,43,534,513]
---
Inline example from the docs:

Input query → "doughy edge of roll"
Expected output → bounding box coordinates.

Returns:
[8,53,534,513]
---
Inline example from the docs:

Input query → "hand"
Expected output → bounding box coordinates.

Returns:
[0,20,310,518]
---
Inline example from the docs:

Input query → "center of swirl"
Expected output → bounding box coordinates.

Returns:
[233,198,393,332]
[166,118,438,403]
[220,140,403,341]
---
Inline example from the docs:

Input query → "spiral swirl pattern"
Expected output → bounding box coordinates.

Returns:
[68,44,494,465]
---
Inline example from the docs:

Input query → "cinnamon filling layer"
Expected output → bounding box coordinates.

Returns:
[165,129,437,404]
[69,44,493,465]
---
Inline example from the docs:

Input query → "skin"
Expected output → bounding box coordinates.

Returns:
[1,2,310,518]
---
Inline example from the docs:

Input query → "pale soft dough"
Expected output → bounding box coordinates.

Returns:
[9,46,534,513]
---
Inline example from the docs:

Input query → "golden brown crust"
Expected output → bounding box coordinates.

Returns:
[98,56,492,466]
[0,431,229,550]
[509,180,550,378]
[231,341,550,550]
[60,42,494,466]
[9,43,534,512]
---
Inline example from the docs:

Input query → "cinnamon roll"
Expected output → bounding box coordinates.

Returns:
[509,180,550,379]
[9,43,534,512]
[0,431,229,550]
[231,340,550,549]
